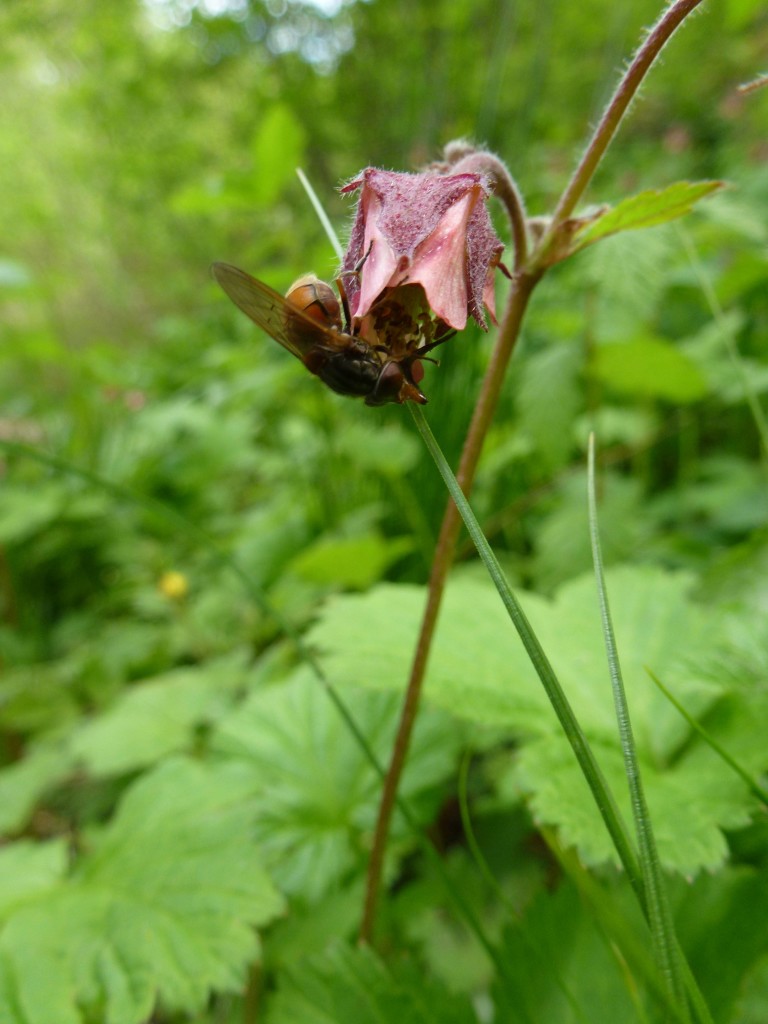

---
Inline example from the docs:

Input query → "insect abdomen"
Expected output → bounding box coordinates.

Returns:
[314,349,383,397]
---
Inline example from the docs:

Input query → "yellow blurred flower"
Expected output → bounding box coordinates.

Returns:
[158,570,189,601]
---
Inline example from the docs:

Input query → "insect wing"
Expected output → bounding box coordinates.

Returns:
[211,262,335,359]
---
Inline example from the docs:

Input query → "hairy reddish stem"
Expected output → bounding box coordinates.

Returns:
[540,0,706,257]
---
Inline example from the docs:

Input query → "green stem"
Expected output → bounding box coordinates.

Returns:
[296,168,345,261]
[587,435,690,1019]
[410,406,644,897]
[414,412,714,1024]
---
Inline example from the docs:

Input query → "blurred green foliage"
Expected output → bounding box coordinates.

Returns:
[1,1,768,1021]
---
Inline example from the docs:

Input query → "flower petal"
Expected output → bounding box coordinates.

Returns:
[353,189,400,318]
[405,188,483,330]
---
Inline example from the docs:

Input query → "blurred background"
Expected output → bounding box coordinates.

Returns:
[0,0,767,700]
[3,6,768,1019]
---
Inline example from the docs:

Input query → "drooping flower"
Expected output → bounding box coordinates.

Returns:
[340,168,505,333]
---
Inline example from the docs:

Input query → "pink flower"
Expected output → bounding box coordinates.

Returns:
[340,168,505,332]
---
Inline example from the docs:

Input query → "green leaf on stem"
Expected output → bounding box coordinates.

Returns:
[572,181,725,250]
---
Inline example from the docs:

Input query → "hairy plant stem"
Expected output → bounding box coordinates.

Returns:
[540,0,706,257]
[360,266,540,943]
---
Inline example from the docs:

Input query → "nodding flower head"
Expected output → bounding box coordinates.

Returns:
[340,167,505,333]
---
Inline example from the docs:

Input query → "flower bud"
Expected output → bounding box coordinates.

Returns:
[340,168,505,332]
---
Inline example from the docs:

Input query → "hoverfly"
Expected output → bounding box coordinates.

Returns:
[211,262,450,406]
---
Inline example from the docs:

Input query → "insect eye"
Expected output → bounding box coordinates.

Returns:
[286,275,342,330]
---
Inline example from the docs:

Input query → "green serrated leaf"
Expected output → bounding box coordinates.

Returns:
[211,672,463,902]
[266,941,479,1024]
[509,732,750,874]
[0,758,284,1024]
[309,581,548,734]
[317,567,728,754]
[574,181,724,248]
[309,565,753,875]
